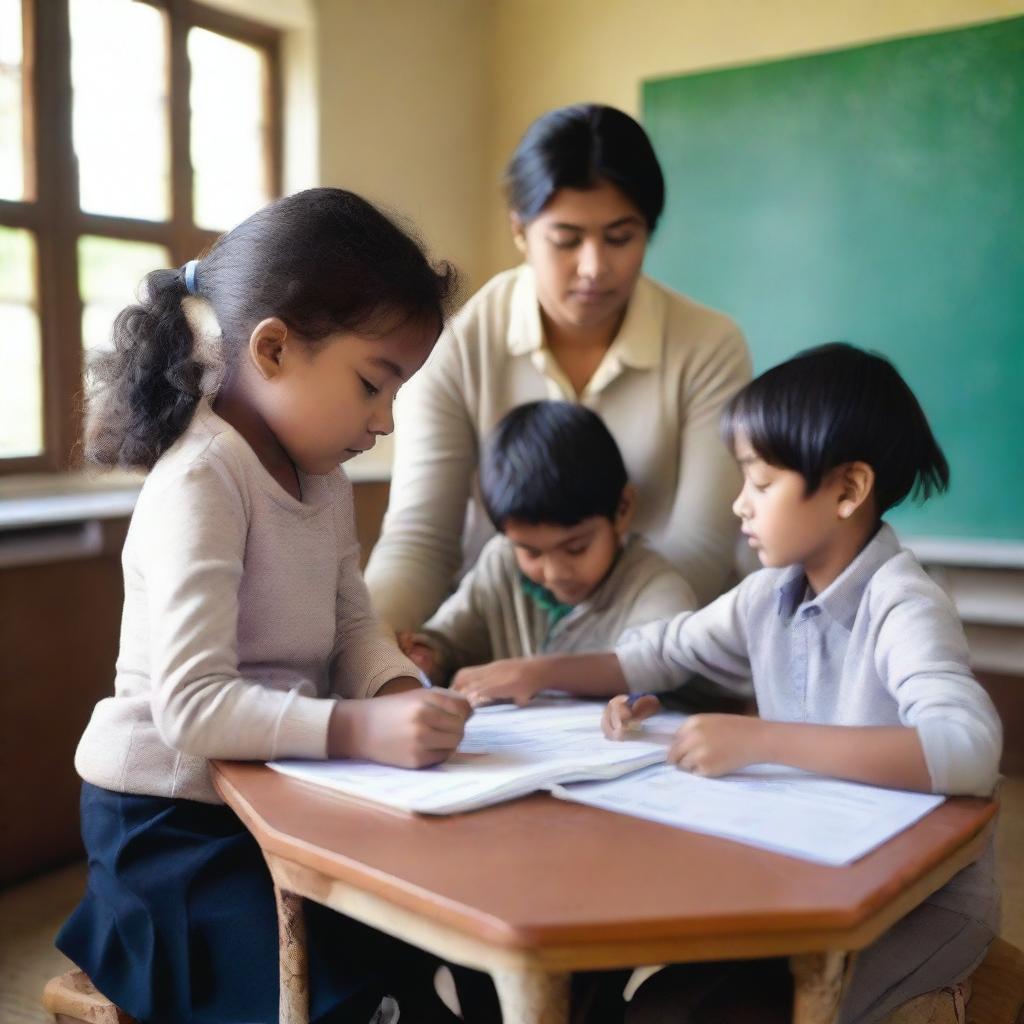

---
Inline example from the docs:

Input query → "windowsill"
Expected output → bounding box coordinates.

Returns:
[0,470,146,530]
[0,454,393,532]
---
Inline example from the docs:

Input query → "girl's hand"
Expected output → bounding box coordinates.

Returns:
[667,714,764,777]
[396,632,438,681]
[450,658,545,707]
[328,689,472,768]
[602,694,662,740]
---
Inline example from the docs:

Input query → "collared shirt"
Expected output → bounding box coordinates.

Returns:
[505,261,664,398]
[366,265,752,632]
[617,523,1002,796]
[419,534,697,686]
[616,522,1002,927]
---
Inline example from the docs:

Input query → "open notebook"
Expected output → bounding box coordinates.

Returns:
[269,699,677,815]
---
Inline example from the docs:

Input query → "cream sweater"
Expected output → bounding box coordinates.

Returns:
[75,402,418,804]
[421,534,697,686]
[365,266,751,632]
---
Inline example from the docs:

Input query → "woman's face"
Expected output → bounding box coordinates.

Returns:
[513,179,648,336]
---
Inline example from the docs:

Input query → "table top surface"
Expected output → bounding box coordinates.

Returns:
[211,760,995,953]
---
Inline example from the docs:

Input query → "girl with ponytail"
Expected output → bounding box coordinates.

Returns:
[59,188,473,1023]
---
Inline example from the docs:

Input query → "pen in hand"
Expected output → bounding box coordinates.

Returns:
[624,692,651,733]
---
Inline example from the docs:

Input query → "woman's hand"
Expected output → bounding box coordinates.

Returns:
[667,714,764,776]
[396,632,439,682]
[328,689,472,768]
[602,694,662,739]
[450,658,547,707]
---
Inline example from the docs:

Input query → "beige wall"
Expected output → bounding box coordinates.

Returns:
[310,0,1024,288]
[309,0,1023,478]
[314,0,496,292]
[483,0,1024,275]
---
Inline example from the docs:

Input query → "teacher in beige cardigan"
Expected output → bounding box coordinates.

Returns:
[366,104,752,632]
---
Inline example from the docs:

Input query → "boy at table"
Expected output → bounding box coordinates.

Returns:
[400,400,703,703]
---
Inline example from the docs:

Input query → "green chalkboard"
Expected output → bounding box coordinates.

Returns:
[643,17,1024,543]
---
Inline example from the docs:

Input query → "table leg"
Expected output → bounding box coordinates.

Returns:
[790,951,855,1024]
[490,968,570,1024]
[273,883,310,1024]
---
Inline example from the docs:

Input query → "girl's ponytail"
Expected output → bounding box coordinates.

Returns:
[85,265,205,469]
[85,188,456,470]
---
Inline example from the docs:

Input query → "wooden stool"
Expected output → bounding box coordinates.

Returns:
[41,969,137,1024]
[879,937,1024,1024]
[879,979,971,1023]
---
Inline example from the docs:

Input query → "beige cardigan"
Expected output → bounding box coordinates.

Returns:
[366,265,751,632]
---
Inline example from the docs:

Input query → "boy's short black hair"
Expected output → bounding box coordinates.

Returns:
[481,401,628,530]
[721,342,949,514]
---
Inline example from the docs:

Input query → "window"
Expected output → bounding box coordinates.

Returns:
[0,0,281,471]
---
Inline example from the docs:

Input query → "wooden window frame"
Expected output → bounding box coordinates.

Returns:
[0,0,282,474]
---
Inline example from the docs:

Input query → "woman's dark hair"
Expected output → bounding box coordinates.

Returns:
[503,104,665,231]
[721,342,949,514]
[85,187,457,469]
[481,401,628,530]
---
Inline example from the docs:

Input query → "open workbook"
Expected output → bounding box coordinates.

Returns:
[270,700,673,815]
[269,699,945,865]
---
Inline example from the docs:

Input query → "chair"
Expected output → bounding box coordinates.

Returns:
[878,937,1024,1024]
[41,969,137,1024]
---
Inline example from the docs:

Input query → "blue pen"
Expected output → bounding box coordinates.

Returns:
[626,692,653,707]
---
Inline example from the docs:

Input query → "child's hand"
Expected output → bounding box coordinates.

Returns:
[450,658,545,707]
[396,631,438,682]
[602,694,662,740]
[329,689,472,769]
[667,713,763,777]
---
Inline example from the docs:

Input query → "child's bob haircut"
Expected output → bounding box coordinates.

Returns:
[721,342,950,515]
[481,401,628,530]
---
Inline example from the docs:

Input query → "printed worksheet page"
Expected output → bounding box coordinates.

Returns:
[552,761,944,865]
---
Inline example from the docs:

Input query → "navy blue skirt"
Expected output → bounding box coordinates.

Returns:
[57,783,453,1024]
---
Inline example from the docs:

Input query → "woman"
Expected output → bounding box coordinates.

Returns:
[366,104,751,632]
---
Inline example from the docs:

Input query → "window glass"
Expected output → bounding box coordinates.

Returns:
[70,0,169,220]
[79,235,170,359]
[0,0,25,201]
[0,226,42,457]
[189,28,271,230]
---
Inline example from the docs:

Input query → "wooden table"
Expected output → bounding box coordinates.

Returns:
[211,760,995,1024]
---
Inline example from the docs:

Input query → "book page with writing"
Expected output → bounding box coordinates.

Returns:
[269,700,681,815]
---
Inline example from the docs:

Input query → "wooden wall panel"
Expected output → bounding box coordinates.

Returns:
[0,522,126,885]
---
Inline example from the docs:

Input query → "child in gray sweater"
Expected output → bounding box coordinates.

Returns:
[401,401,700,703]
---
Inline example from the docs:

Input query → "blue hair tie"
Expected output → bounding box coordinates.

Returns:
[183,259,199,296]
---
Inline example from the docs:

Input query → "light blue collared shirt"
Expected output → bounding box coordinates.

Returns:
[617,522,1001,796]
[616,522,1002,925]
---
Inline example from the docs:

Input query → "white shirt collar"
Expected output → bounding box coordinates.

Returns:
[505,264,664,372]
